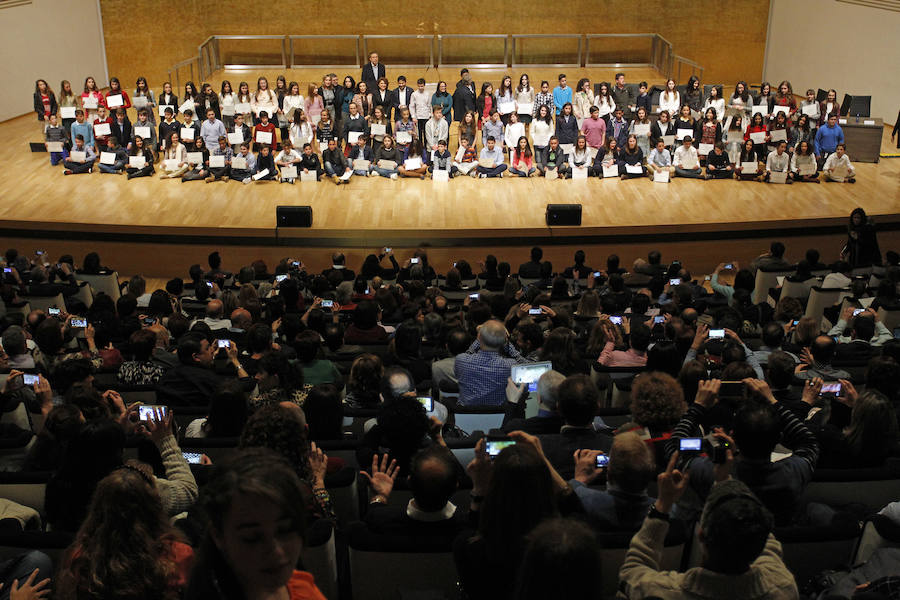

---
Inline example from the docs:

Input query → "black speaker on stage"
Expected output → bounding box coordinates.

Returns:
[841,94,871,118]
[546,204,582,226]
[276,206,312,227]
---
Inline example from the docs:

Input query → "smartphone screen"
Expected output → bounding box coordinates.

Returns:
[708,329,725,339]
[417,397,434,412]
[528,308,542,315]
[724,263,733,270]
[679,437,702,452]
[596,454,610,468]
[653,316,666,325]
[719,381,745,397]
[138,405,168,421]
[182,452,202,464]
[410,257,420,264]
[669,278,681,286]
[593,271,602,278]
[70,318,87,328]
[321,299,334,308]
[143,317,156,325]
[22,374,39,387]
[469,293,479,300]
[486,439,516,459]
[819,382,842,396]
[217,339,230,348]
[852,308,864,317]
[275,274,288,282]
[609,316,623,325]
[48,307,61,316]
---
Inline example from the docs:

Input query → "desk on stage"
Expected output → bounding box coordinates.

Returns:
[837,117,883,163]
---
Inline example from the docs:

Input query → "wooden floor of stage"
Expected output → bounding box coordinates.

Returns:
[2,106,899,247]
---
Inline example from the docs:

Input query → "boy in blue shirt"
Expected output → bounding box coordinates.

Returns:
[552,74,573,116]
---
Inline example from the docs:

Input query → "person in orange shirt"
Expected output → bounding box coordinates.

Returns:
[186,448,328,600]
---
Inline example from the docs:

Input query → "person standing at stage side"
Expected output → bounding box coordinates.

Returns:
[843,207,880,267]
[361,52,385,89]
[552,74,572,116]
[892,109,900,149]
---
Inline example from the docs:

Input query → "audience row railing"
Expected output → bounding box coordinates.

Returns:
[166,33,704,91]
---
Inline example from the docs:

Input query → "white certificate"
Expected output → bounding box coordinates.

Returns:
[571,166,588,179]
[633,123,650,136]
[299,170,317,182]
[839,118,847,125]
[377,160,397,170]
[159,105,174,117]
[741,161,758,173]
[134,126,151,140]
[100,151,117,165]
[750,131,766,144]
[752,104,769,115]
[404,157,423,170]
[396,131,412,144]
[432,169,449,182]
[516,102,532,114]
[544,167,558,180]
[698,143,714,155]
[280,165,297,179]
[232,156,247,170]
[133,95,148,108]
[106,94,124,108]
[801,104,818,117]
[662,135,675,146]
[128,155,145,168]
[769,171,787,184]
[498,101,516,115]
[370,123,386,136]
[181,127,195,140]
[252,168,270,180]
[209,155,225,168]
[625,164,643,174]
[46,141,64,152]
[676,128,693,140]
[769,129,787,142]
[347,131,362,144]
[559,143,575,157]
[234,102,251,114]
[602,164,619,178]
[227,132,244,145]
[94,122,111,136]
[70,150,86,162]
[178,100,195,114]
[653,169,670,182]
[255,131,273,144]
[60,106,76,119]
[799,163,816,176]
[82,97,98,110]
[164,158,178,170]
[352,159,370,171]
[831,165,849,180]
[221,104,235,116]
[186,151,202,164]
[772,105,790,116]
[311,114,321,126]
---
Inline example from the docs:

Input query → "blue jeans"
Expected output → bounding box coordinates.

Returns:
[99,160,125,174]
[324,161,351,180]
[49,150,68,166]
[370,166,397,178]
[509,167,535,176]
[476,164,508,177]
[0,550,52,600]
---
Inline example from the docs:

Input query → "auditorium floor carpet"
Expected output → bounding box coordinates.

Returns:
[1,109,898,277]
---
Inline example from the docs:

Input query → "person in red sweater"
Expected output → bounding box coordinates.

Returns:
[185,449,328,600]
[253,110,278,152]
[744,112,769,163]
[92,105,114,153]
[104,77,132,111]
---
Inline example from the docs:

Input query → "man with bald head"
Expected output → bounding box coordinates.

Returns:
[223,307,252,349]
[361,445,467,542]
[199,299,231,331]
[455,319,530,406]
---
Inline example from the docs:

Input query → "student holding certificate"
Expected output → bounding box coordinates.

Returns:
[767,111,791,154]
[253,145,277,182]
[744,113,769,162]
[252,111,277,152]
[572,78,594,129]
[735,140,762,181]
[59,80,77,140]
[44,114,67,166]
[110,107,132,150]
[343,102,369,148]
[772,81,797,121]
[81,76,104,122]
[280,81,304,141]
[397,140,428,179]
[617,135,645,179]
[159,132,188,179]
[181,137,210,182]
[229,142,256,183]
[348,134,374,176]
[182,81,200,117]
[503,111,525,154]
[98,136,127,175]
[704,142,733,180]
[658,79,680,117]
[628,106,652,157]
[159,81,178,113]
[63,134,96,175]
[674,105,696,144]
[198,83,221,121]
[534,80,554,120]
[220,81,236,129]
[229,113,252,154]
[105,77,131,111]
[297,143,322,180]
[125,136,155,180]
[428,139,456,178]
[673,136,702,179]
[131,108,157,154]
[703,86,725,122]
[764,141,792,183]
[315,110,335,152]
[371,135,402,179]
[755,82,774,116]
[69,109,94,151]
[476,82,495,130]
[791,141,819,183]
[394,106,417,159]
[730,81,752,116]
[454,137,479,177]
[476,136,507,178]
[206,136,233,183]
[274,139,302,184]
[646,138,673,180]
[133,77,156,125]
[250,77,278,126]
[509,137,536,177]
[650,110,676,153]
[823,144,856,183]
[33,79,57,136]
[695,108,722,158]
[594,137,620,177]
[92,106,113,153]
[495,75,515,125]
[368,106,392,150]
[235,81,253,125]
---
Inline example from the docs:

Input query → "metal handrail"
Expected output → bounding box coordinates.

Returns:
[437,34,508,68]
[510,34,582,68]
[361,35,434,67]
[170,33,703,81]
[166,57,200,91]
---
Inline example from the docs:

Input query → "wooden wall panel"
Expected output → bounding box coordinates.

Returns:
[99,0,769,91]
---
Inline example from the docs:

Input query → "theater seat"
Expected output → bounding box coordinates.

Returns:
[799,462,900,515]
[301,519,339,600]
[602,523,687,599]
[775,520,861,584]
[74,271,121,302]
[853,514,900,564]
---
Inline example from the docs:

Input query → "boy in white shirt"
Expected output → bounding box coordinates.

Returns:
[275,140,303,183]
[765,141,793,183]
[823,143,856,183]
[409,78,432,145]
[673,136,702,179]
[647,138,674,179]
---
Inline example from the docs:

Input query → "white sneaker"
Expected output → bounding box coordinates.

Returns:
[479,174,487,179]
[390,173,398,180]
[242,177,251,184]
[367,171,373,177]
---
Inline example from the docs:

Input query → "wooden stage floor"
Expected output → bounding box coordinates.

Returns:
[2,110,899,253]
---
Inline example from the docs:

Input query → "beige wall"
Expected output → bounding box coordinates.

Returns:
[0,0,107,122]
[98,0,768,91]
[765,0,900,121]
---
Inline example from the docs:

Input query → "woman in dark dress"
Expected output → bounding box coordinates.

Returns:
[844,207,881,268]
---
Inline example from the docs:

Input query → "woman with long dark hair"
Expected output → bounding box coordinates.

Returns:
[844,207,881,267]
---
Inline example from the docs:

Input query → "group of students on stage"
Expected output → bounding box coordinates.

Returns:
[33,64,858,185]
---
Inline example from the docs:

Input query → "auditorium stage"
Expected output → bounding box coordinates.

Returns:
[2,111,899,277]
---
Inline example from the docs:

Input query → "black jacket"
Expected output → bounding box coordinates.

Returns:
[361,62,386,88]
[389,87,414,123]
[452,80,477,121]
[33,91,58,120]
[372,88,392,115]
[110,117,133,148]
[555,114,579,144]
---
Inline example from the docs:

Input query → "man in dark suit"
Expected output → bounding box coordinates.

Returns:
[562,250,594,279]
[361,52,386,89]
[156,334,251,406]
[390,75,414,123]
[539,374,614,479]
[452,68,477,122]
[518,247,544,278]
[321,252,356,282]
[633,250,667,278]
[361,446,468,545]
[830,310,886,364]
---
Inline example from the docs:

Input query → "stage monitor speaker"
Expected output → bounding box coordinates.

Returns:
[816,88,828,103]
[546,204,582,226]
[276,206,312,228]
[841,94,871,118]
